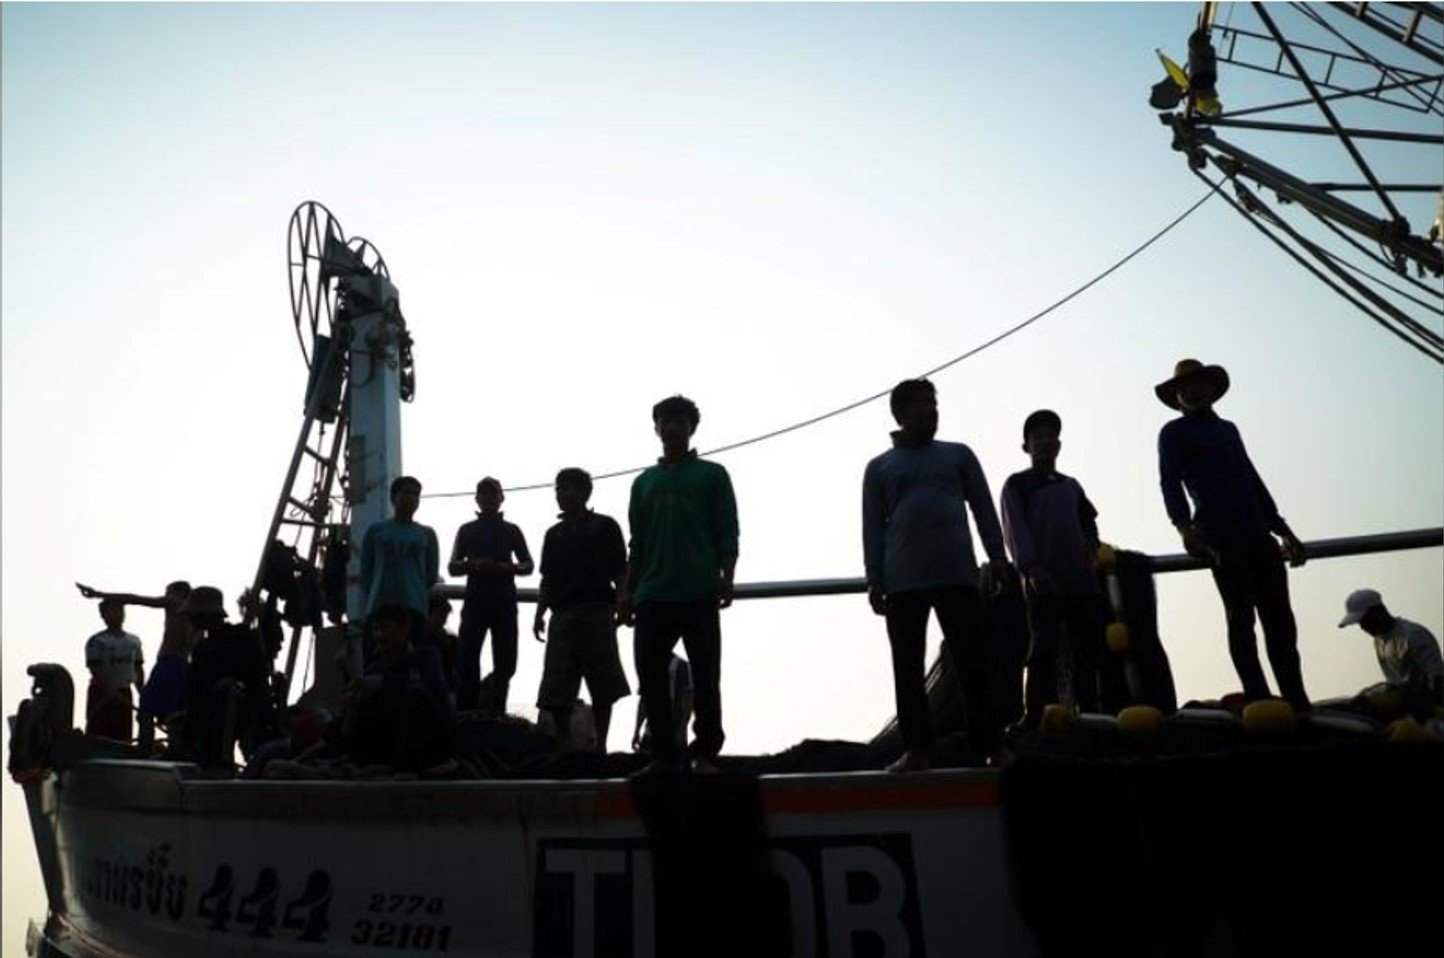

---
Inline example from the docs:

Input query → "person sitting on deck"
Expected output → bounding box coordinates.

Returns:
[427,593,459,702]
[81,598,146,742]
[1338,588,1443,711]
[533,467,632,753]
[341,602,456,772]
[449,477,534,714]
[1000,410,1126,724]
[1155,358,1311,712]
[863,378,1012,772]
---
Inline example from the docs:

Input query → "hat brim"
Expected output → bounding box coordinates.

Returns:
[1155,365,1230,410]
[1338,604,1378,628]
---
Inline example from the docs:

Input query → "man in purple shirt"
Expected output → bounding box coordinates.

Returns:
[1156,358,1309,711]
[1002,409,1123,724]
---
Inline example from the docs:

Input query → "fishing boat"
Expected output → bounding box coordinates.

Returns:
[10,193,1441,956]
[11,5,1444,956]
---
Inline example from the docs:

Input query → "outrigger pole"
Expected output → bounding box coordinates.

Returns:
[1156,3,1444,361]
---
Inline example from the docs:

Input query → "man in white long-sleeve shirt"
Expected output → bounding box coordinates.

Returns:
[1338,588,1443,708]
[863,378,1012,772]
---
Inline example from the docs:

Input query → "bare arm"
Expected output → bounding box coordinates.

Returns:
[75,583,168,608]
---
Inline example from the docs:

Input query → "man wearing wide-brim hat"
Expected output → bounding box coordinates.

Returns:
[1156,358,1311,711]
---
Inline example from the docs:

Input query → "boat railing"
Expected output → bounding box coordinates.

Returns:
[433,526,1443,603]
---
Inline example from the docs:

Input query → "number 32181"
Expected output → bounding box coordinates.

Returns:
[351,918,453,951]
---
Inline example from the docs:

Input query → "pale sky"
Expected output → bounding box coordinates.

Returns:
[4,3,1441,949]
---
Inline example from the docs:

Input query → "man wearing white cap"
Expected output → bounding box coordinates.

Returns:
[1338,589,1443,707]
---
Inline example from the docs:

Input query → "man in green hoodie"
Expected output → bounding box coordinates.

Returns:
[618,395,739,773]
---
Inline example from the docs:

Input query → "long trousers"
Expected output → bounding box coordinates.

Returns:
[1024,591,1128,721]
[457,600,518,712]
[886,585,999,756]
[1209,532,1309,711]
[634,600,723,763]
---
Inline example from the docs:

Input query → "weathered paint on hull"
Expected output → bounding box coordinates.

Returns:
[24,760,1035,958]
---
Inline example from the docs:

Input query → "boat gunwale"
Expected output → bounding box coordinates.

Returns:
[44,759,1002,821]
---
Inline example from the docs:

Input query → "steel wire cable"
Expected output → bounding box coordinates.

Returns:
[423,192,1218,498]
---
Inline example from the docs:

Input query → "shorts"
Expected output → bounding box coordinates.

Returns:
[536,604,632,710]
[139,654,191,720]
[86,681,133,741]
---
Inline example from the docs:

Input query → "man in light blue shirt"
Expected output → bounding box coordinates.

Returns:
[863,378,1011,771]
[361,476,441,675]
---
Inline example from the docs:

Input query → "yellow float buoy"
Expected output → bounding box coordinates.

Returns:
[1116,705,1163,737]
[1105,621,1129,654]
[1039,704,1073,736]
[1241,698,1296,734]
[1386,716,1438,744]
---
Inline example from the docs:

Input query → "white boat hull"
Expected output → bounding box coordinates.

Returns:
[23,760,1034,958]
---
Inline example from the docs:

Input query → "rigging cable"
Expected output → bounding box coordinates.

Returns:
[1193,168,1444,362]
[1304,215,1444,318]
[424,190,1218,498]
[1219,176,1444,348]
[1308,212,1444,305]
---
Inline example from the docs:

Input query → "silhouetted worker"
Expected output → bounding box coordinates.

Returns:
[82,598,146,741]
[361,475,442,688]
[1156,358,1310,711]
[1001,410,1122,722]
[863,378,1011,771]
[183,586,272,766]
[343,602,456,771]
[426,594,459,700]
[449,477,533,713]
[77,580,194,745]
[534,467,631,752]
[619,395,738,774]
[1338,588,1443,708]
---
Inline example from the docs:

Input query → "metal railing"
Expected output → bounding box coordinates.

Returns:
[433,527,1443,603]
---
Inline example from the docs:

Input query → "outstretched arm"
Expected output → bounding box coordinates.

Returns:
[75,583,168,608]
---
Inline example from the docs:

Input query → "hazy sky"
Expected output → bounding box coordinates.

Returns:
[4,3,1441,948]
